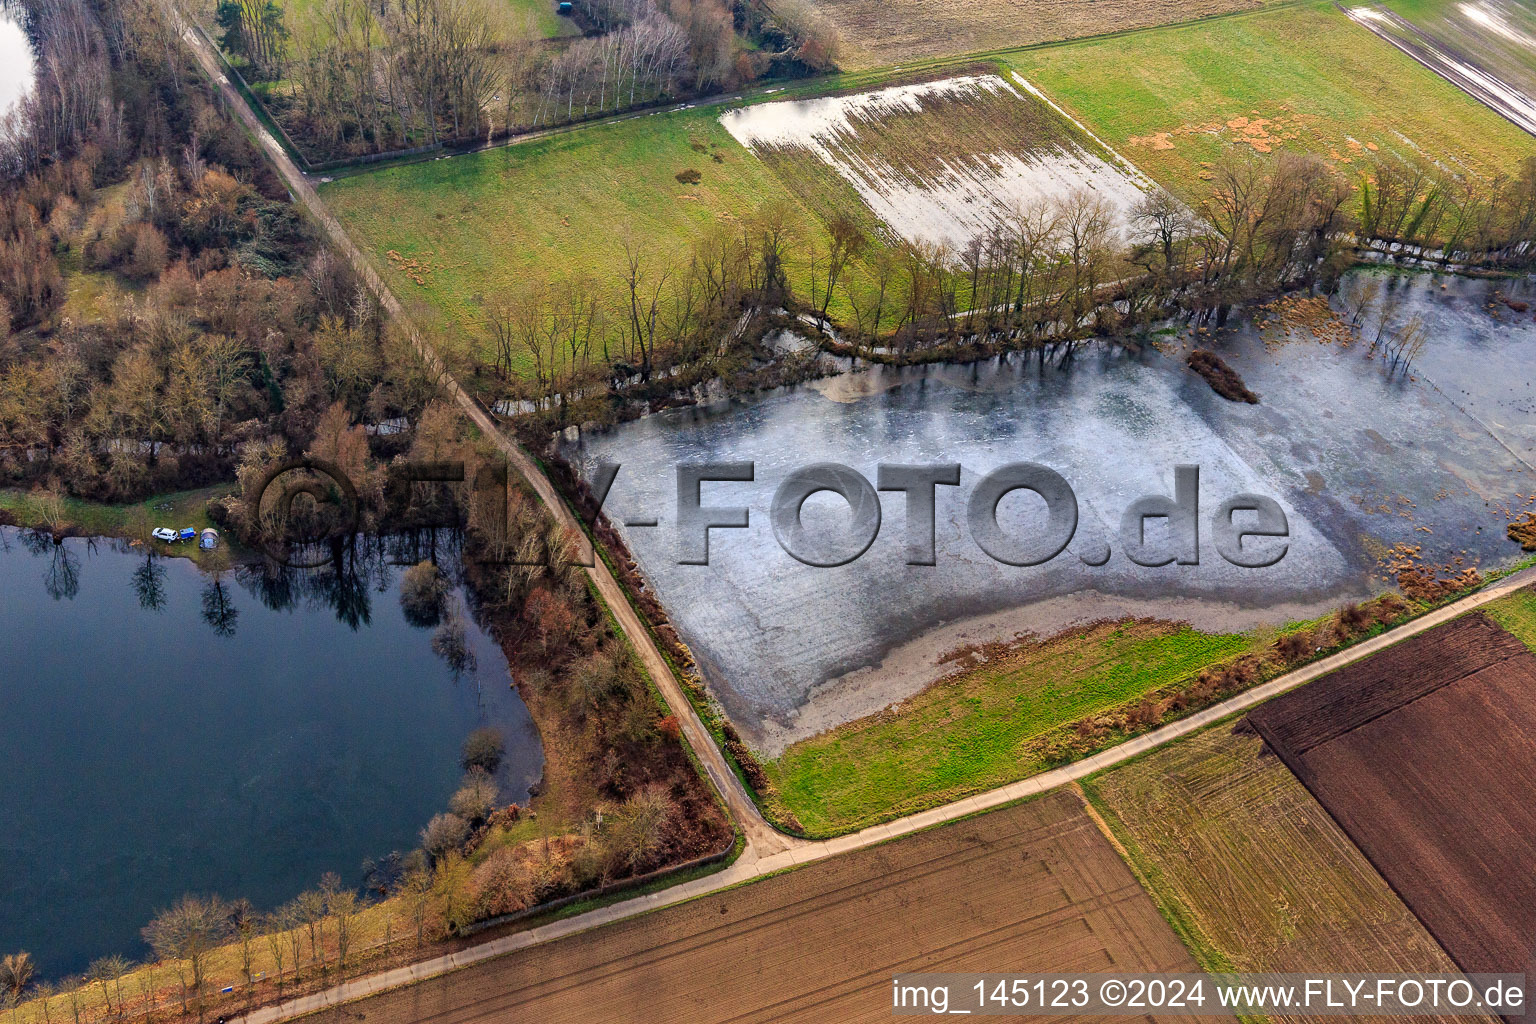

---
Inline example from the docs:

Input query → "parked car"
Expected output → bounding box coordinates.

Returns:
[151,528,178,543]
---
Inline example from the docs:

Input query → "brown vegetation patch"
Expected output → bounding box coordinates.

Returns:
[1246,614,1536,985]
[1187,348,1258,403]
[1254,294,1353,348]
[1378,542,1483,603]
[1509,511,1536,552]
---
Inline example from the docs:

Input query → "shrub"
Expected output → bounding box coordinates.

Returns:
[431,616,476,677]
[1187,349,1259,403]
[461,727,505,773]
[675,168,702,185]
[449,768,499,824]
[471,848,535,919]
[127,223,170,280]
[420,813,470,859]
[399,560,447,627]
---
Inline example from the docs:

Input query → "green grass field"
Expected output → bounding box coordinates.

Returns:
[321,0,1534,379]
[504,0,583,40]
[0,485,231,536]
[321,107,827,361]
[1483,586,1536,649]
[1006,1,1533,199]
[762,620,1258,836]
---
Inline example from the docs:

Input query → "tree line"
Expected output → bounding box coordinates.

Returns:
[243,0,838,163]
[0,0,442,503]
[483,148,1536,426]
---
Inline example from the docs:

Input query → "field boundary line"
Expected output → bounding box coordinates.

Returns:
[310,0,1320,180]
[1338,2,1536,137]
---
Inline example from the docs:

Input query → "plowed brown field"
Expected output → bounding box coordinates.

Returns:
[813,0,1283,69]
[1248,614,1536,989]
[320,792,1224,1023]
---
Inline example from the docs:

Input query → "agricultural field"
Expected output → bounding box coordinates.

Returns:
[1006,1,1533,199]
[1247,614,1536,983]
[810,0,1289,70]
[327,67,1159,373]
[297,791,1222,1023]
[320,107,826,356]
[762,619,1259,836]
[721,73,1152,251]
[1346,0,1536,133]
[1084,728,1492,1024]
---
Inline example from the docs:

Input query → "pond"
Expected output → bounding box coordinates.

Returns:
[0,531,542,977]
[566,269,1536,752]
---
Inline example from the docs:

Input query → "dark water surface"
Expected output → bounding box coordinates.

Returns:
[0,531,541,977]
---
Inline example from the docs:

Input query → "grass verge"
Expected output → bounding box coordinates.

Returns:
[1480,584,1536,649]
[763,619,1256,835]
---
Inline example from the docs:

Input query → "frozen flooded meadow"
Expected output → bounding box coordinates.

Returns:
[568,272,1536,750]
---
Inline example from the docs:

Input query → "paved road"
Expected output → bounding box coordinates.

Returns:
[162,11,1536,1021]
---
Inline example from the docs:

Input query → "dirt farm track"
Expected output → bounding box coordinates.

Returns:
[305,792,1223,1024]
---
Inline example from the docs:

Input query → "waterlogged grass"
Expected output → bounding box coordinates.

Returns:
[764,620,1257,836]
[1005,1,1532,200]
[321,108,826,367]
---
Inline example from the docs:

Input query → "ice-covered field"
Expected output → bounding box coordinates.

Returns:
[566,271,1536,751]
[720,75,1152,251]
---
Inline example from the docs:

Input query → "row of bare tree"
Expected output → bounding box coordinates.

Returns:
[0,0,111,175]
[276,0,832,161]
[285,0,503,155]
[486,149,1536,421]
[531,3,691,124]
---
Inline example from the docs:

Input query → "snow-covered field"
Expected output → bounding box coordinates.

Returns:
[720,75,1152,252]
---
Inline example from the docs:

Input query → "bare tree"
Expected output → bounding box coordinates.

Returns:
[86,955,130,1019]
[818,212,866,323]
[141,896,229,1014]
[0,955,33,1004]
